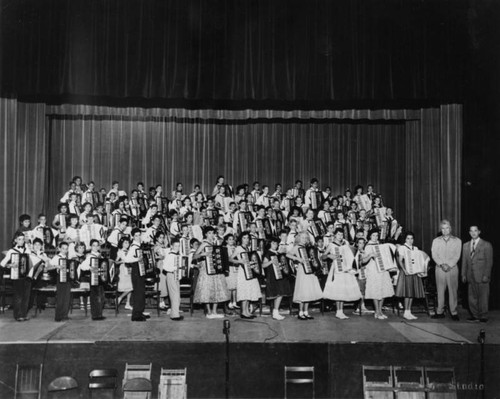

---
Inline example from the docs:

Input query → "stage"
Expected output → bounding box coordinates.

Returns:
[0,306,499,398]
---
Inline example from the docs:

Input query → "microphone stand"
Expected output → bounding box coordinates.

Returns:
[223,320,230,399]
[478,329,485,399]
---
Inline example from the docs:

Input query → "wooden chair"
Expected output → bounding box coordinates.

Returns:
[158,368,187,399]
[180,267,198,316]
[284,366,315,399]
[88,368,118,398]
[0,268,14,314]
[362,365,393,399]
[425,367,457,399]
[393,366,426,399]
[123,378,152,399]
[144,275,161,317]
[14,364,43,399]
[123,363,153,399]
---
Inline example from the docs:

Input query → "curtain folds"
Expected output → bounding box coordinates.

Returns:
[1,0,468,103]
[0,99,47,248]
[0,98,461,254]
[47,118,407,219]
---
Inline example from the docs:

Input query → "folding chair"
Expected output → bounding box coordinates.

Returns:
[393,366,425,399]
[47,376,78,398]
[425,367,457,399]
[123,378,152,399]
[123,362,153,399]
[284,366,315,399]
[362,365,393,399]
[88,368,118,398]
[158,368,187,399]
[14,364,43,399]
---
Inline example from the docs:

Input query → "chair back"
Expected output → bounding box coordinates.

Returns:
[15,364,43,399]
[284,366,314,399]
[88,368,118,397]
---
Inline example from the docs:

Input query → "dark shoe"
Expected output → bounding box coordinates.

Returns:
[171,316,184,321]
[142,314,151,319]
[92,316,106,321]
[451,314,460,321]
[132,316,147,322]
[305,314,314,320]
[240,314,253,319]
[431,313,445,319]
[479,318,488,323]
[467,317,480,323]
[298,315,308,320]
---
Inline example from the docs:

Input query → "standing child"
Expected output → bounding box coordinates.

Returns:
[262,238,292,320]
[322,229,361,319]
[1,233,32,321]
[230,232,262,319]
[115,237,133,311]
[287,232,323,320]
[193,227,230,318]
[48,242,72,322]
[162,239,184,321]
[78,239,106,321]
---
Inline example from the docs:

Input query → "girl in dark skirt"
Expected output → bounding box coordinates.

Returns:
[262,238,292,320]
[396,232,428,320]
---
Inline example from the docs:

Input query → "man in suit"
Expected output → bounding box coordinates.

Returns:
[461,225,493,323]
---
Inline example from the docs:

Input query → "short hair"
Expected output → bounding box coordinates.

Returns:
[19,214,31,223]
[68,213,79,221]
[203,226,215,238]
[131,228,142,237]
[310,178,318,184]
[403,232,415,241]
[118,237,131,249]
[59,241,69,248]
[334,228,344,235]
[38,213,46,219]
[112,181,119,186]
[440,219,451,228]
[57,203,68,212]
[89,239,100,247]
[32,238,43,246]
[367,228,380,240]
[170,238,180,245]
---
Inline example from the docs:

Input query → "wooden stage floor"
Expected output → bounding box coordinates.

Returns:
[1,305,498,345]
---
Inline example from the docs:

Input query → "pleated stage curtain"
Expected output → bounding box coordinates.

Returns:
[47,117,407,216]
[0,99,461,254]
[0,99,47,247]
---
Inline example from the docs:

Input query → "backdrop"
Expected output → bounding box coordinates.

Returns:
[47,117,407,215]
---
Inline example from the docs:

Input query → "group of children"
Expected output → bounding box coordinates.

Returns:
[0,176,430,323]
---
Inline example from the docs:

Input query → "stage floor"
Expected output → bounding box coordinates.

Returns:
[1,305,498,345]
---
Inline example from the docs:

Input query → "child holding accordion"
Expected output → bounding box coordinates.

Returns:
[262,238,291,320]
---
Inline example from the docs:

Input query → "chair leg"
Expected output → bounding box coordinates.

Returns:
[157,292,160,317]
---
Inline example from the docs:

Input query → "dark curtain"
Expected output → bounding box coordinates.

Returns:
[47,117,407,218]
[0,99,48,247]
[1,0,468,104]
[404,105,462,251]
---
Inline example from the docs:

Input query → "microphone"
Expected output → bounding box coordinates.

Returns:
[223,320,230,336]
[478,329,485,344]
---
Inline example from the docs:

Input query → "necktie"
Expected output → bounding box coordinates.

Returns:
[471,240,476,258]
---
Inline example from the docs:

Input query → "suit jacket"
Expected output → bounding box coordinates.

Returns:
[461,238,493,283]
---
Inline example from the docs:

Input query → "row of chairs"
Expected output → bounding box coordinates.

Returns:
[14,363,187,399]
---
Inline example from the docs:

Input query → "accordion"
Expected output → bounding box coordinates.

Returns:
[238,212,252,233]
[58,258,68,283]
[180,237,190,256]
[317,250,329,276]
[372,244,397,273]
[355,253,367,280]
[298,246,314,275]
[333,245,353,273]
[323,212,333,223]
[282,198,293,213]
[10,253,29,280]
[204,245,225,275]
[90,257,109,286]
[137,248,155,277]
[58,214,67,231]
[174,255,189,281]
[402,247,427,276]
[310,191,323,210]
[291,188,299,198]
[240,251,260,280]
[270,255,290,280]
[161,198,169,215]
[374,207,386,227]
[255,219,267,239]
